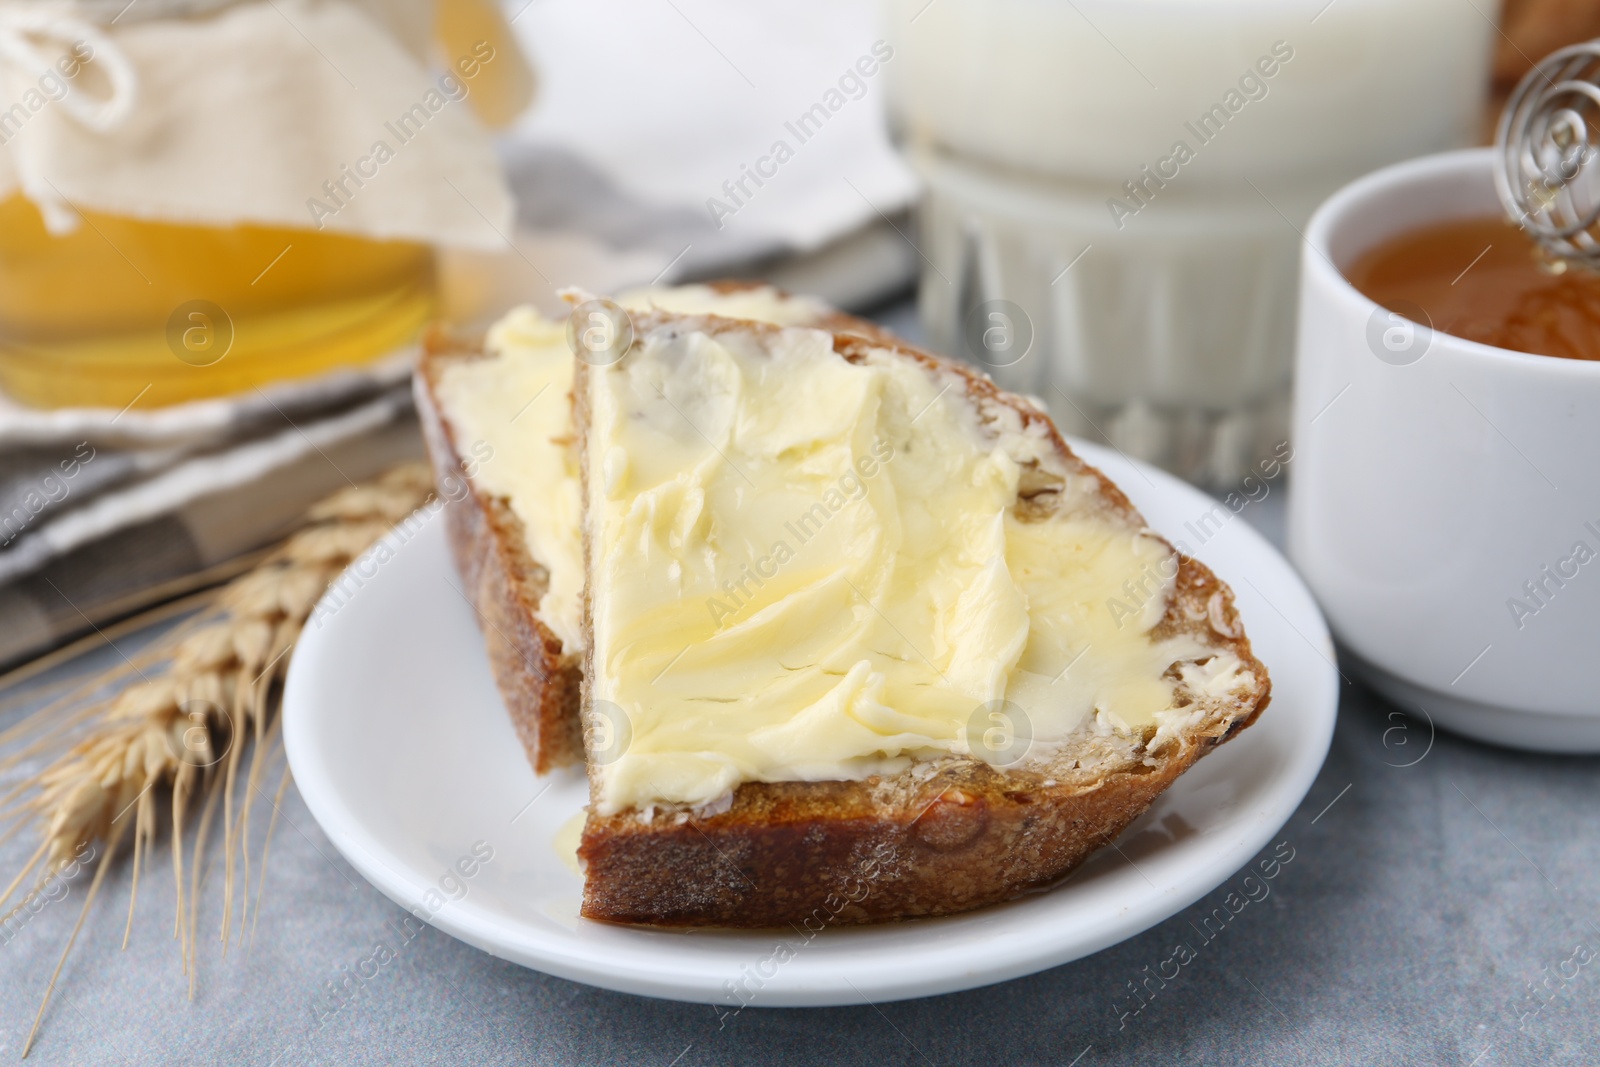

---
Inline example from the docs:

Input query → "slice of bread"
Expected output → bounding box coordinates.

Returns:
[417,315,584,774]
[415,284,851,774]
[572,308,1270,927]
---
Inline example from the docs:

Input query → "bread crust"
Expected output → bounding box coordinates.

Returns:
[414,331,583,774]
[574,308,1271,927]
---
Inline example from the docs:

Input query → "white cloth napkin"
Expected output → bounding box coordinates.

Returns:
[501,0,919,280]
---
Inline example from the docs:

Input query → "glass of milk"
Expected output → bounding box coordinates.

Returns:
[883,0,1493,486]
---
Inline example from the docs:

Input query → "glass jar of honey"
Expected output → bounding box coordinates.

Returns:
[0,197,437,408]
[0,0,531,410]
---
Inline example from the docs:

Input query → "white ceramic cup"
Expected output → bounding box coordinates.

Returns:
[1289,147,1600,753]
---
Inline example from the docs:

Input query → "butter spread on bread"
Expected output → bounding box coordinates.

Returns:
[581,315,1253,815]
[430,286,832,654]
[417,284,833,774]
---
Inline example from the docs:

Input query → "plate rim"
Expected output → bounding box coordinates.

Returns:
[284,438,1338,1007]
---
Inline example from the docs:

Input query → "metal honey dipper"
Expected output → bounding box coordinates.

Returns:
[1497,41,1600,269]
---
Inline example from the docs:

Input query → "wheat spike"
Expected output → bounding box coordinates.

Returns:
[0,461,437,1057]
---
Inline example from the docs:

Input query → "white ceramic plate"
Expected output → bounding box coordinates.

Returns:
[283,440,1337,1007]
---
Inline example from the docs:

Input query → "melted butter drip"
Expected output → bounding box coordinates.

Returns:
[554,810,586,877]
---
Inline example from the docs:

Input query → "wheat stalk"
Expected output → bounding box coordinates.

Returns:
[0,462,436,1058]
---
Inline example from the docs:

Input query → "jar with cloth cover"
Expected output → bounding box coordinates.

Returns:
[0,0,531,408]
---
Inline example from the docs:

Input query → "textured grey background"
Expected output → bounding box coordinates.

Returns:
[2,302,1596,1066]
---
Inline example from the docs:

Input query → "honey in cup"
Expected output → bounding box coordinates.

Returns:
[1345,216,1600,362]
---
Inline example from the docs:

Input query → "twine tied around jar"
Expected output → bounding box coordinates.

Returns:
[0,3,140,130]
[0,1,150,228]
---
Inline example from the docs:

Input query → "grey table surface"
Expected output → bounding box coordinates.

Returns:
[2,300,1596,1067]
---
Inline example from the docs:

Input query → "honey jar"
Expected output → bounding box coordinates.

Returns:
[0,0,531,410]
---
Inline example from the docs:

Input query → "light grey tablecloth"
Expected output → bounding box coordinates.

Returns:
[2,302,1595,1067]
